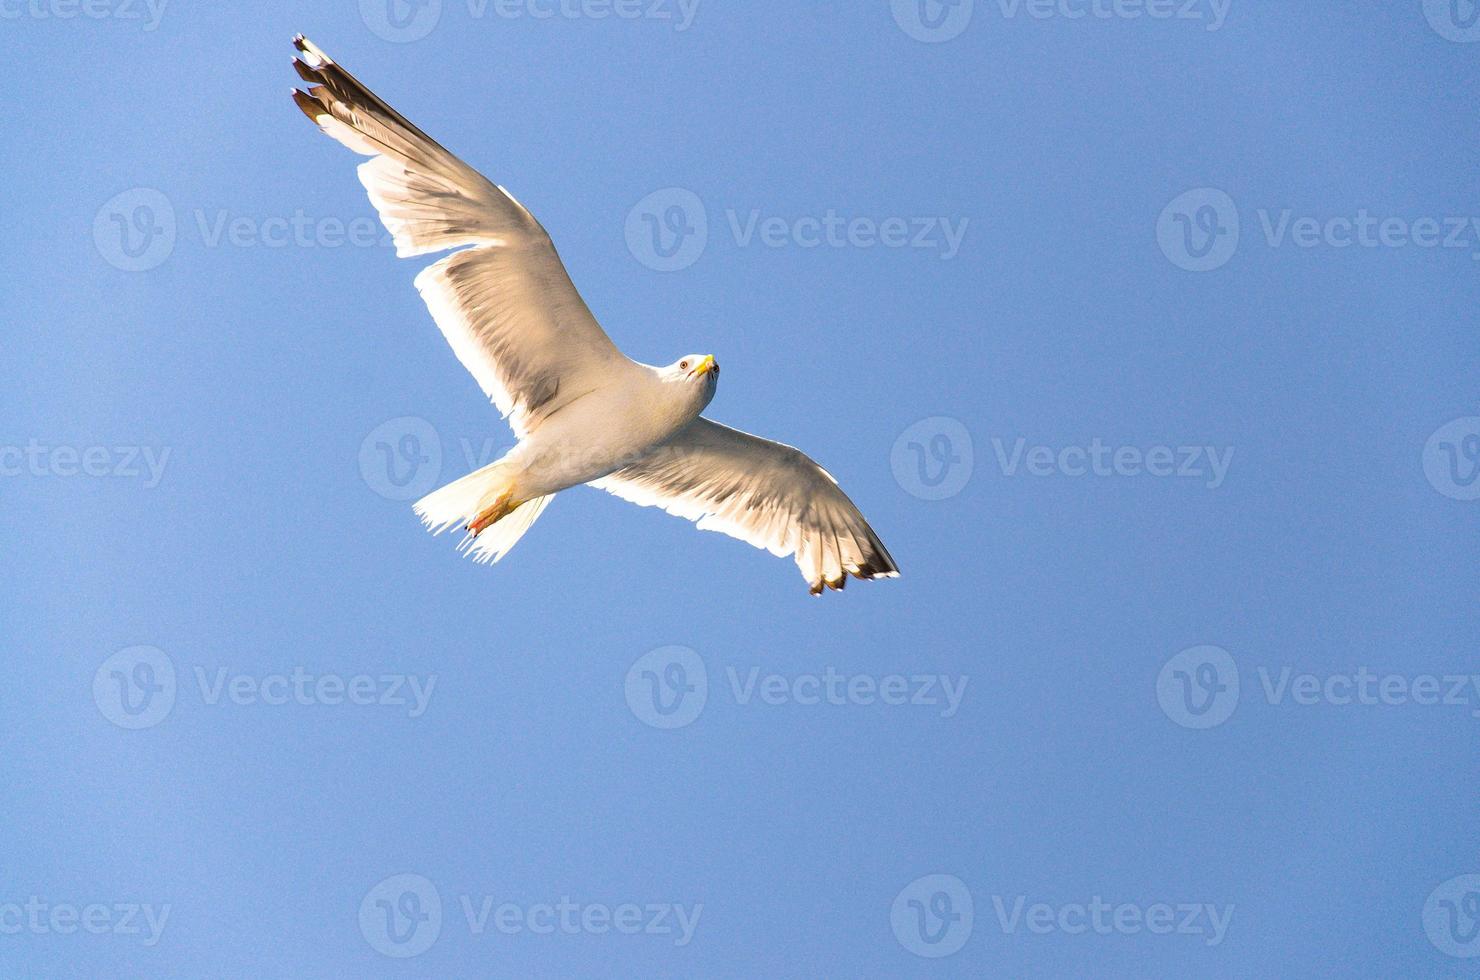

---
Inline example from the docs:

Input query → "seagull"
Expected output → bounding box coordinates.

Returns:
[290,36,899,594]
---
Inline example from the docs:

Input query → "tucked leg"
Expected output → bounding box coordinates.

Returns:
[466,491,515,537]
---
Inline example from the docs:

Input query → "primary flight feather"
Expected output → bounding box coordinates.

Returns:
[290,35,899,594]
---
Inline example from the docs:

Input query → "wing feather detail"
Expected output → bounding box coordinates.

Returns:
[591,419,900,594]
[290,35,630,437]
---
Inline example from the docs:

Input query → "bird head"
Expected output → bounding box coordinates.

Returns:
[662,353,719,416]
[672,353,718,381]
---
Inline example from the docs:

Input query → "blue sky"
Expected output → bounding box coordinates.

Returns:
[4,1,1480,976]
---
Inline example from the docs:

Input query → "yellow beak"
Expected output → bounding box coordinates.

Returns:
[691,354,717,377]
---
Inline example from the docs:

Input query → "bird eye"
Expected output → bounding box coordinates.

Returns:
[680,360,689,370]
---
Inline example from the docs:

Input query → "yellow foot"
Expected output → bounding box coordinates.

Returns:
[466,492,515,537]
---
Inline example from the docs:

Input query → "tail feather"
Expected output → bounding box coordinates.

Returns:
[412,462,502,536]
[456,494,554,565]
[412,463,553,564]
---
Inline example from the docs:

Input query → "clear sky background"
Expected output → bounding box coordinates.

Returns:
[4,1,1480,976]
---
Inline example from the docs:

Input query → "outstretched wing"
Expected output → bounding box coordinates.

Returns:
[591,419,900,594]
[290,35,632,438]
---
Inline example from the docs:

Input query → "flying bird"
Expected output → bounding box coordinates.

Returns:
[290,36,898,594]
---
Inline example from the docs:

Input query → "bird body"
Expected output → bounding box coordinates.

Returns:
[291,35,899,594]
[471,357,719,501]
[415,356,719,562]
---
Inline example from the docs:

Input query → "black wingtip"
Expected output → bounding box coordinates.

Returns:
[291,88,325,122]
[291,34,335,68]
